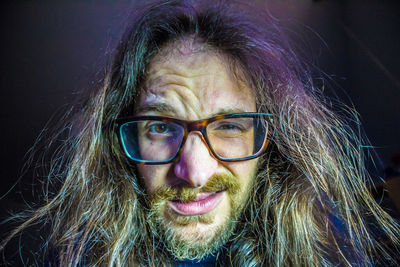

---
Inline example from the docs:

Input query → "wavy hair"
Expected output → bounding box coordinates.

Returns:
[2,0,399,266]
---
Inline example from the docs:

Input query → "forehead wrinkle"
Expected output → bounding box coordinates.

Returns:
[138,84,202,119]
[144,80,204,120]
[147,64,220,84]
[145,72,192,90]
[161,83,202,119]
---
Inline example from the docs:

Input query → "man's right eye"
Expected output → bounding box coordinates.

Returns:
[148,123,171,134]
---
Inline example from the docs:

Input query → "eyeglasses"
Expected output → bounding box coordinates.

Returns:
[114,113,273,164]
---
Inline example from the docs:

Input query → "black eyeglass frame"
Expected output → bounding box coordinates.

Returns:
[114,112,274,165]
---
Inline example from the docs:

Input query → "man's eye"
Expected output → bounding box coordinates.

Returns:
[149,123,171,134]
[216,123,244,132]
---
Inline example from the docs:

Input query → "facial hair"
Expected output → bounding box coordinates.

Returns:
[145,173,252,260]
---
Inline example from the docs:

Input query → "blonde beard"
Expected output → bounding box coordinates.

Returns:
[147,206,237,260]
[146,173,253,260]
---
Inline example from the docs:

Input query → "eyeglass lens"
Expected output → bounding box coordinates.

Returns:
[119,117,268,162]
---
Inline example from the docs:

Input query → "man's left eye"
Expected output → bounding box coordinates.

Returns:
[216,123,244,132]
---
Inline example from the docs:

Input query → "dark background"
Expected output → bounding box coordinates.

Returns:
[0,0,399,220]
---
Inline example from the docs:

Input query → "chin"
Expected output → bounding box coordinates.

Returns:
[172,216,226,243]
[162,214,235,260]
[149,195,235,259]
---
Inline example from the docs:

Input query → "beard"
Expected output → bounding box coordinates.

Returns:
[145,173,253,260]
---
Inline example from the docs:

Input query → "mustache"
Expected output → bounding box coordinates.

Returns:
[149,173,241,205]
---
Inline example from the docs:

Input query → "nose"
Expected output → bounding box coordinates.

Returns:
[173,132,218,188]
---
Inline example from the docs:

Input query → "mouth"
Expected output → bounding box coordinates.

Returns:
[168,191,225,216]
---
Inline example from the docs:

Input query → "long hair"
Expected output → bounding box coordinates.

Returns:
[2,0,399,266]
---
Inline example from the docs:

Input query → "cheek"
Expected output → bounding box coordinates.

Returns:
[137,164,171,194]
[224,159,259,189]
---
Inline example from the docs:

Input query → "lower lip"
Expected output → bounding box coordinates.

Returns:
[168,191,224,216]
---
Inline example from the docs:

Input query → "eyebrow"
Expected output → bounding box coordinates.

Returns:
[135,103,178,116]
[209,108,249,117]
[135,103,249,118]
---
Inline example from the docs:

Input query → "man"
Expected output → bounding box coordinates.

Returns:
[2,0,400,266]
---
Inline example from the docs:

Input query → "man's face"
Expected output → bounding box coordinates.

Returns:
[136,42,259,259]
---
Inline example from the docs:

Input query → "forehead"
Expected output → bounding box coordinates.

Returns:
[137,40,256,118]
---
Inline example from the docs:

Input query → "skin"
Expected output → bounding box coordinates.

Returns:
[136,40,259,248]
